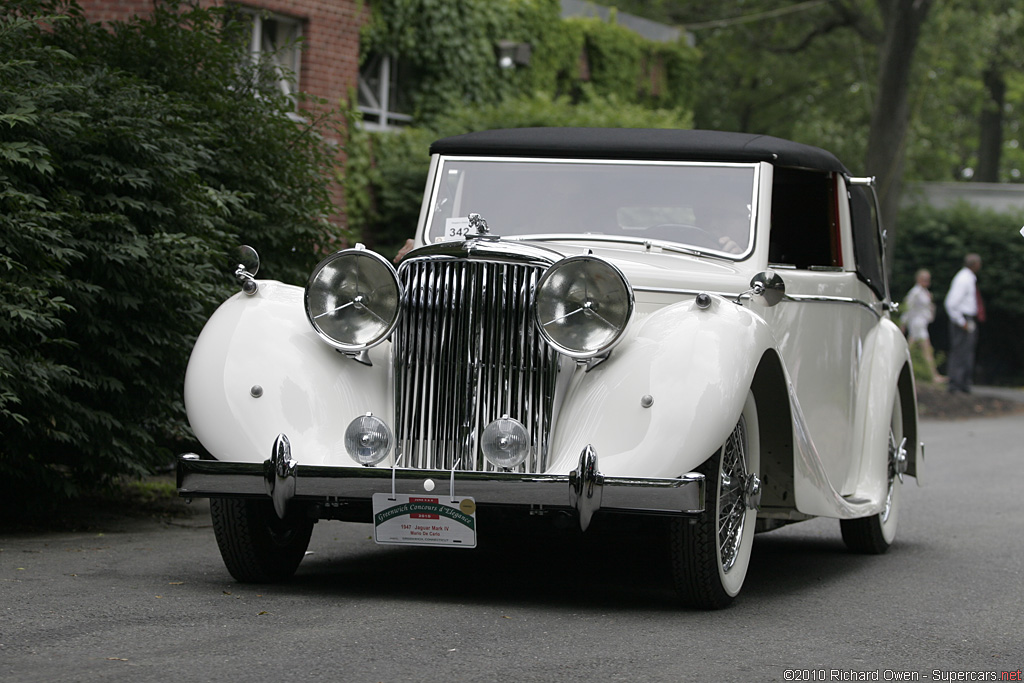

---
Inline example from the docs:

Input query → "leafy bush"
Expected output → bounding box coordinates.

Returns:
[344,92,694,256]
[893,201,1024,385]
[360,0,698,122]
[0,0,341,501]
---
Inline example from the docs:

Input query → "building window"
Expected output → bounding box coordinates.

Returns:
[358,54,413,131]
[235,7,303,102]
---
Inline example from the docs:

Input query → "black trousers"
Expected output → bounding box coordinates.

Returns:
[947,320,978,392]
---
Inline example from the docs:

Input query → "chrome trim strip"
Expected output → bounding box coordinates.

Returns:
[631,286,883,317]
[401,238,561,267]
[848,176,876,187]
[633,286,733,297]
[437,155,760,169]
[424,156,760,257]
[177,458,705,516]
[783,294,881,317]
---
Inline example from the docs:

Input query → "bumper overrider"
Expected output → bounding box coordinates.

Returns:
[177,435,705,532]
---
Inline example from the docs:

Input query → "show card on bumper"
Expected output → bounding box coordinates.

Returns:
[372,493,477,548]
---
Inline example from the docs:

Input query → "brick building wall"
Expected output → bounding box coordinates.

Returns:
[79,0,365,114]
[78,0,367,224]
[78,0,155,23]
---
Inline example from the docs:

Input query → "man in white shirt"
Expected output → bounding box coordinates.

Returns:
[943,253,983,393]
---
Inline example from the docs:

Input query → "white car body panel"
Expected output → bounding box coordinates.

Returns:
[185,282,393,467]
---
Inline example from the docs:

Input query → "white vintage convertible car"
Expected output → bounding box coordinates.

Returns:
[178,128,921,609]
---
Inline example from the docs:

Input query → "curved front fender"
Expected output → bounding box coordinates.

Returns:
[184,281,392,465]
[547,295,777,478]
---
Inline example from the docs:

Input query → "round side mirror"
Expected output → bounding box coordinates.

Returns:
[235,245,261,295]
[750,271,786,307]
[236,245,260,278]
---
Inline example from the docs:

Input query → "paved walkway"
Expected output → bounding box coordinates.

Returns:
[972,385,1024,403]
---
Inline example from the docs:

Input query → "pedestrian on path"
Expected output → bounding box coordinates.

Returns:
[902,268,945,383]
[944,253,984,394]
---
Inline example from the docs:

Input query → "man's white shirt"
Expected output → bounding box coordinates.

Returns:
[944,266,977,328]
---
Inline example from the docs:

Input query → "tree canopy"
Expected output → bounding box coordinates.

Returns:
[614,0,1024,226]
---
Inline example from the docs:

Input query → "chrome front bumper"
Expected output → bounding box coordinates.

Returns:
[177,439,705,532]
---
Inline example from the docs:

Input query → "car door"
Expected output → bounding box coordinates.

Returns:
[762,169,883,495]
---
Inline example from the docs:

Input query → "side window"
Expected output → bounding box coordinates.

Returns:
[768,168,841,269]
[849,184,887,300]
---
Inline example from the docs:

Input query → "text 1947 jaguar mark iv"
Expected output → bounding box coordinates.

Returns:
[178,128,921,609]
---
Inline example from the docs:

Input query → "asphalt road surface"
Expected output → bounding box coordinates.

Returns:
[2,415,1022,682]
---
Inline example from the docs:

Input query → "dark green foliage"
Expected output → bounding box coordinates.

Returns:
[893,202,1024,384]
[361,0,521,118]
[580,17,645,100]
[0,0,341,501]
[360,0,698,123]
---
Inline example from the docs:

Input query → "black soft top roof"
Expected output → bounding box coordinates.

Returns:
[430,127,848,174]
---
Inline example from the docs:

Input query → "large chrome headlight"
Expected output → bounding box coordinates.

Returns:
[304,246,402,351]
[533,255,634,358]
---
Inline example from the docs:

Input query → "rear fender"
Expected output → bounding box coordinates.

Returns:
[792,317,919,518]
[847,319,920,493]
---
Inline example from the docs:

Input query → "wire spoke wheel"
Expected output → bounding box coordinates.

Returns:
[669,392,760,609]
[718,422,749,572]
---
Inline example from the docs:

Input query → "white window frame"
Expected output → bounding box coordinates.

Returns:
[358,54,413,131]
[236,6,303,104]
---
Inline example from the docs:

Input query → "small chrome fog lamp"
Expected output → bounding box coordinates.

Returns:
[305,245,402,352]
[344,413,393,466]
[480,416,530,469]
[533,255,634,358]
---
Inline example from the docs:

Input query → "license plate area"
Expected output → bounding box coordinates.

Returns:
[371,493,477,548]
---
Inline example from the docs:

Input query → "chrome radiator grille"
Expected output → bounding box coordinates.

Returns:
[394,258,560,473]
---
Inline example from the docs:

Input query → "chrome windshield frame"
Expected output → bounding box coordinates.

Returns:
[422,155,762,261]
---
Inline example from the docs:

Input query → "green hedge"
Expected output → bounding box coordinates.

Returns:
[0,0,341,501]
[893,202,1024,385]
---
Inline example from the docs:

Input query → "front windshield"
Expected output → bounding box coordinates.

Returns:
[425,158,758,257]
